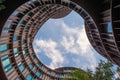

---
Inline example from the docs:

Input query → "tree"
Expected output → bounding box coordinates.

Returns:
[0,0,6,11]
[63,60,117,80]
[63,69,92,80]
[93,60,114,80]
[116,67,120,80]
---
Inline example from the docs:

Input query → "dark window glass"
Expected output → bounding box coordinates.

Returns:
[22,40,26,44]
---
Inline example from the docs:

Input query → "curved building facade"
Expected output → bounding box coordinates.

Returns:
[0,0,120,80]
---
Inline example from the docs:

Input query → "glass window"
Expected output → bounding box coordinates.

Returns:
[25,26,30,29]
[26,74,33,80]
[2,29,8,33]
[10,24,15,29]
[47,71,51,75]
[16,77,21,80]
[107,22,112,32]
[29,64,33,69]
[27,1,32,5]
[18,62,25,72]
[36,63,42,69]
[12,10,19,16]
[26,12,33,16]
[22,40,26,44]
[1,55,12,72]
[34,70,42,78]
[14,48,19,57]
[23,50,27,58]
[19,20,26,24]
[0,44,8,53]
[55,74,60,78]
[31,55,35,60]
[13,36,18,41]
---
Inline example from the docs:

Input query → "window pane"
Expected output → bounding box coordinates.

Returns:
[36,63,42,69]
[34,70,42,78]
[29,64,33,69]
[0,44,8,53]
[23,50,27,58]
[16,77,21,80]
[2,29,8,33]
[107,22,112,32]
[22,40,26,44]
[31,55,35,60]
[1,55,12,72]
[13,36,18,41]
[26,74,32,80]
[12,10,19,16]
[14,48,18,57]
[5,65,12,72]
[1,55,10,67]
[18,62,25,72]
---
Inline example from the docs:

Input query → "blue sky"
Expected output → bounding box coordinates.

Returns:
[33,11,106,72]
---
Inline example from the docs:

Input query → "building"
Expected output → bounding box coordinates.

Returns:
[0,0,120,80]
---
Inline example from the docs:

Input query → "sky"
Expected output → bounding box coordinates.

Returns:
[33,11,106,72]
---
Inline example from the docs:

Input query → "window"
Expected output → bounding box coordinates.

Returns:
[29,64,33,69]
[2,29,8,33]
[25,26,30,30]
[10,24,15,29]
[59,74,64,78]
[0,44,8,53]
[23,50,27,58]
[16,77,21,80]
[1,55,12,72]
[47,71,51,75]
[18,20,26,27]
[18,62,25,72]
[13,36,18,41]
[31,55,35,60]
[14,48,19,57]
[107,22,112,32]
[36,63,42,69]
[34,70,42,78]
[26,12,33,16]
[26,74,34,80]
[12,10,19,16]
[55,74,60,78]
[22,40,26,44]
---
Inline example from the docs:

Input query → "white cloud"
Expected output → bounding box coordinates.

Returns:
[34,39,64,69]
[56,20,98,71]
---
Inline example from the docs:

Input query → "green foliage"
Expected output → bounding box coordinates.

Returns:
[62,60,120,80]
[70,69,91,80]
[63,69,92,80]
[93,60,114,80]
[116,67,120,80]
[0,0,6,11]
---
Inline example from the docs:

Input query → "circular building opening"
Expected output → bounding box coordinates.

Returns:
[33,10,105,71]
